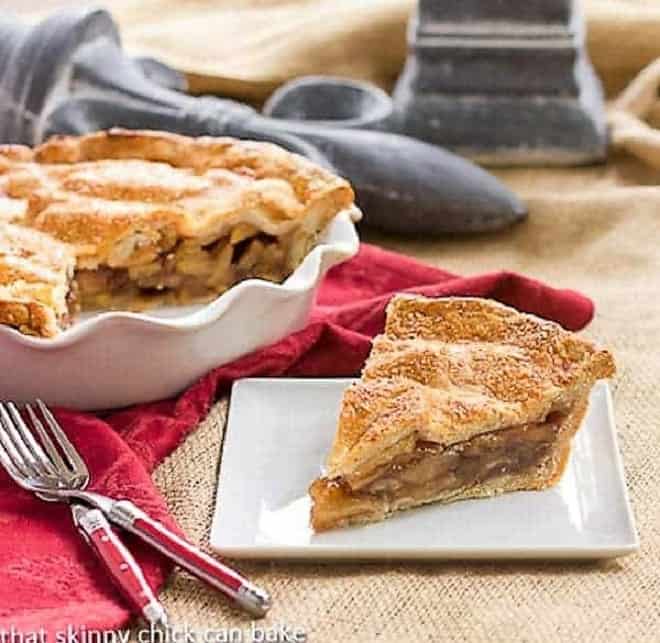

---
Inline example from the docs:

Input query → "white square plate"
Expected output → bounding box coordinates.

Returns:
[210,379,638,560]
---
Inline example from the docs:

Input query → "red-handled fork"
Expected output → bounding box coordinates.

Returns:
[0,400,271,618]
[0,400,169,626]
[71,503,169,626]
[93,496,268,613]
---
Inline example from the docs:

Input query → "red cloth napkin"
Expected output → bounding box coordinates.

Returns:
[0,244,594,635]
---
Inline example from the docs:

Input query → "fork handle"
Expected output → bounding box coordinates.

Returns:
[108,500,270,617]
[72,504,169,626]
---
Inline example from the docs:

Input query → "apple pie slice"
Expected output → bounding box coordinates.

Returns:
[309,295,615,531]
[0,223,77,337]
[0,129,355,311]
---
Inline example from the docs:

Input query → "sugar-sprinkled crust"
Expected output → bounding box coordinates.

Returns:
[325,296,614,480]
[310,295,615,531]
[0,129,354,269]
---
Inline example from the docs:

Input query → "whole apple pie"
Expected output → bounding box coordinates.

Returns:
[0,129,355,336]
[309,295,615,531]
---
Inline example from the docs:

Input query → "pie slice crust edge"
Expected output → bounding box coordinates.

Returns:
[309,295,615,532]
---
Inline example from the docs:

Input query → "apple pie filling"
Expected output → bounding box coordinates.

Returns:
[61,277,80,326]
[74,227,305,309]
[321,416,564,510]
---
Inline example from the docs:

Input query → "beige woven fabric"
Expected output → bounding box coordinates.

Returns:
[144,63,660,640]
[609,58,660,168]
[20,0,660,99]
[27,0,654,101]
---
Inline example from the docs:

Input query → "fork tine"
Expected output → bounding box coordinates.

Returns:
[0,436,29,487]
[0,404,34,477]
[6,403,57,476]
[35,400,88,478]
[24,404,68,475]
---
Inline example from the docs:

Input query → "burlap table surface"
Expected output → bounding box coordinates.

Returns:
[20,0,660,99]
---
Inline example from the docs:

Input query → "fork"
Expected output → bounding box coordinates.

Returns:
[0,401,170,625]
[0,400,271,618]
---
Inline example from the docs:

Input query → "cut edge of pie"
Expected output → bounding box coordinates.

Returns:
[0,223,78,338]
[310,395,588,532]
[309,295,615,532]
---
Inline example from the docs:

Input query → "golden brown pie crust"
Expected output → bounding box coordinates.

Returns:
[310,295,615,531]
[0,129,356,334]
[0,223,77,337]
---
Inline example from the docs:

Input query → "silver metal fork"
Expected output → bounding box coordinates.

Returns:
[0,401,169,627]
[0,400,271,618]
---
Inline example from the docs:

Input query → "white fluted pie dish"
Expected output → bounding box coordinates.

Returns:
[0,209,360,410]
